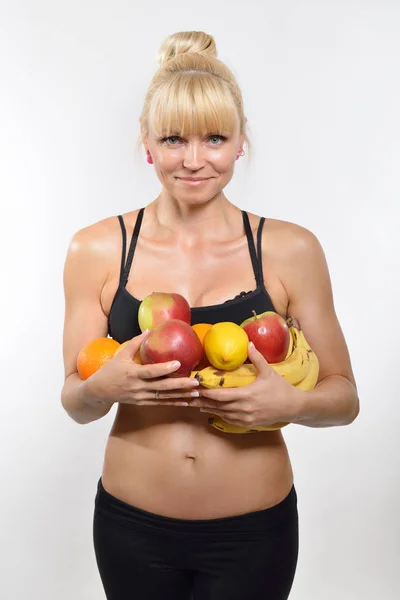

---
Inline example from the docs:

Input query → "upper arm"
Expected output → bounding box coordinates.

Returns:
[282,226,357,390]
[62,224,112,382]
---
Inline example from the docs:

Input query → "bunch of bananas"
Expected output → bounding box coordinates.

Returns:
[190,317,319,435]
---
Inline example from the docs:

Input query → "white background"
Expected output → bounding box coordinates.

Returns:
[1,1,399,599]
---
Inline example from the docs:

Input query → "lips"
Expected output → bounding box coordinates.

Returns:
[179,177,210,181]
[177,177,211,187]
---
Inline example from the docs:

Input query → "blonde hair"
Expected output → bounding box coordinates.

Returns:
[136,31,252,162]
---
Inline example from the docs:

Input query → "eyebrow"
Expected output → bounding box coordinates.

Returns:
[160,131,231,138]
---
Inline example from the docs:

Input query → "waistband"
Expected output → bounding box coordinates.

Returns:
[95,477,298,539]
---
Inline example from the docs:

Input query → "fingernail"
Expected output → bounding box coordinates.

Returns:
[171,361,181,368]
[190,390,199,397]
[190,379,200,386]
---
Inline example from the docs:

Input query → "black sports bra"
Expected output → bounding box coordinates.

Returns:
[108,207,278,343]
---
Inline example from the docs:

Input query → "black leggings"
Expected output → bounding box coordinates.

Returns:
[93,477,299,600]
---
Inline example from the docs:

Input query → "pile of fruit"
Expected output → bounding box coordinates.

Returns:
[77,291,319,434]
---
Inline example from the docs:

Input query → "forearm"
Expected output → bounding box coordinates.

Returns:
[61,373,114,425]
[291,375,359,428]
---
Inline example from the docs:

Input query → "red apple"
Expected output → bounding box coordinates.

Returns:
[240,310,290,363]
[140,319,203,377]
[138,292,191,332]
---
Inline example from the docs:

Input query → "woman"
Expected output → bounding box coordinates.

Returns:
[61,31,359,600]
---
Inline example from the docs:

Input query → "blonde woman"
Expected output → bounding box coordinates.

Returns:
[61,31,359,600]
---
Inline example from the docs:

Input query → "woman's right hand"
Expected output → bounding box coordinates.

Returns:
[80,330,200,407]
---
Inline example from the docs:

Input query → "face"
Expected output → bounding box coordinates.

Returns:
[144,120,245,204]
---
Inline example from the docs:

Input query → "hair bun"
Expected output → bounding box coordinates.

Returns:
[157,31,217,67]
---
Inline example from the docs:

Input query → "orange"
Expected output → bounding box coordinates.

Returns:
[191,323,213,370]
[77,337,120,380]
[191,323,212,345]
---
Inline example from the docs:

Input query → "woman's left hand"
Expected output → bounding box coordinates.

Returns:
[190,342,301,428]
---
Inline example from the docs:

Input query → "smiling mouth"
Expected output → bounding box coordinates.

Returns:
[178,177,211,181]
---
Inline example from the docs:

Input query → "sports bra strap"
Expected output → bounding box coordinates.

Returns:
[116,215,127,284]
[116,207,265,290]
[256,216,266,287]
[117,207,145,288]
[242,210,263,287]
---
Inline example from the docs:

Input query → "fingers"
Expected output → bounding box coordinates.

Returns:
[117,330,150,358]
[136,387,199,402]
[139,361,188,381]
[154,389,200,400]
[129,389,200,406]
[146,376,200,393]
[136,401,191,407]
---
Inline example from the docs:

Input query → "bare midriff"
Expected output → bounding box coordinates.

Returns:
[101,404,294,519]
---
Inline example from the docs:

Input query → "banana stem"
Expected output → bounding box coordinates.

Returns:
[286,315,301,330]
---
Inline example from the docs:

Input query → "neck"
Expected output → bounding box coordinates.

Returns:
[147,192,241,241]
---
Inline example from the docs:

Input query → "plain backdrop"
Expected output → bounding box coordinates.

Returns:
[1,1,399,599]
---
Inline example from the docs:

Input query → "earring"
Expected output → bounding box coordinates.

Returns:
[146,149,153,164]
[236,148,245,160]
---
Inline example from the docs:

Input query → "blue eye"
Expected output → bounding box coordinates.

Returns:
[161,135,227,146]
[162,136,180,145]
[209,135,226,144]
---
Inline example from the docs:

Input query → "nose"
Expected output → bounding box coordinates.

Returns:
[183,141,206,170]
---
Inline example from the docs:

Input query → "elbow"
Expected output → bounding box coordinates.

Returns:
[343,377,360,425]
[347,396,360,425]
[60,396,90,425]
[64,407,94,425]
[60,401,83,425]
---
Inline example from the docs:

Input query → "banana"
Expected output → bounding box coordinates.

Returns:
[207,348,319,435]
[296,327,312,351]
[270,343,311,385]
[194,363,257,388]
[207,419,290,434]
[295,347,319,391]
[284,326,294,359]
[194,326,311,389]
[192,318,319,435]
[289,327,319,391]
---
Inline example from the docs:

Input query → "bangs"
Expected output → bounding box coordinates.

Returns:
[148,73,239,138]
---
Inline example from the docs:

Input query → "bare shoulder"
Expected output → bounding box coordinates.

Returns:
[68,215,120,257]
[249,211,312,243]
[257,216,327,280]
[67,208,141,265]
[246,211,318,262]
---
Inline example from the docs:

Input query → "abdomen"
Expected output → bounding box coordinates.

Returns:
[101,404,294,519]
